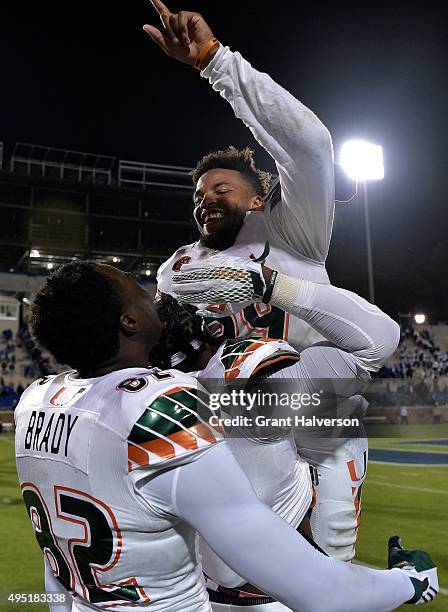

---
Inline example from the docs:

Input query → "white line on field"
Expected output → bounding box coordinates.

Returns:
[355,561,448,596]
[368,479,448,495]
[369,460,448,468]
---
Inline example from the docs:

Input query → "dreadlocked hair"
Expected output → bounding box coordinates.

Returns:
[30,260,123,371]
[191,146,271,196]
[149,293,220,370]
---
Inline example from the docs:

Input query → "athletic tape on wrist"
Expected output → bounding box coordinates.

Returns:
[269,272,301,312]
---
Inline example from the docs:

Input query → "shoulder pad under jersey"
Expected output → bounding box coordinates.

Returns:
[219,337,299,382]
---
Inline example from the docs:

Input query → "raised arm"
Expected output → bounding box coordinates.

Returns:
[143,1,334,261]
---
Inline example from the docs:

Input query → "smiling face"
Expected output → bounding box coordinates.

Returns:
[193,169,263,250]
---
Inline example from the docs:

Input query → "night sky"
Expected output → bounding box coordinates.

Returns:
[1,1,447,320]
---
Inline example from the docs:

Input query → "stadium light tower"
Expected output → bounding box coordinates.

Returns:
[340,140,384,304]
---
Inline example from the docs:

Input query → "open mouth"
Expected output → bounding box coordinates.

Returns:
[203,211,225,226]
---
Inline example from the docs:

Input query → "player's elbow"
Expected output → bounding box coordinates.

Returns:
[378,316,401,364]
[358,316,400,372]
[388,317,401,354]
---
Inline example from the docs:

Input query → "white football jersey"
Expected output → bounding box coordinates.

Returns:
[15,367,223,612]
[199,337,312,529]
[158,45,335,353]
[157,204,329,352]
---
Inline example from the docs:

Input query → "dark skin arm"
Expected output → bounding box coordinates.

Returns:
[143,0,219,69]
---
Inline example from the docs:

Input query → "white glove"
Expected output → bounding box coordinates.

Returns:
[172,255,267,317]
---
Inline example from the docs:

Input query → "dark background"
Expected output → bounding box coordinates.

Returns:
[1,1,447,320]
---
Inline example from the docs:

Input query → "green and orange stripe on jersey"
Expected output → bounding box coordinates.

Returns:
[220,337,299,382]
[127,387,222,471]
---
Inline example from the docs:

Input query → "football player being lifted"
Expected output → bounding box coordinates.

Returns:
[145,0,391,562]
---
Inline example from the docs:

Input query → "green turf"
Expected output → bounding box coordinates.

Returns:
[368,423,448,456]
[1,431,447,611]
[0,435,45,612]
[357,436,448,611]
[357,424,448,610]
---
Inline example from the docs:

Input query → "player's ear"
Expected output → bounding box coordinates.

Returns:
[119,311,138,335]
[249,195,264,211]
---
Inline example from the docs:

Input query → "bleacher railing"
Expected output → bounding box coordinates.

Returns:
[118,160,193,191]
[2,141,195,192]
[10,142,116,186]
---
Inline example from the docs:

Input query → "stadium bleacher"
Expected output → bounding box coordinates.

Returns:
[0,324,62,412]
[1,322,447,429]
[359,324,448,425]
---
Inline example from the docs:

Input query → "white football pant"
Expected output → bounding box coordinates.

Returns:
[310,437,368,561]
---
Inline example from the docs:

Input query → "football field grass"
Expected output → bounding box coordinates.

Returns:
[356,425,448,610]
[1,428,447,611]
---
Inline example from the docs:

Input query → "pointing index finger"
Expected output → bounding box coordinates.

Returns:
[150,0,172,17]
[150,0,177,40]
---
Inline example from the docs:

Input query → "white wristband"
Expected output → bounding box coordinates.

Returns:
[270,273,301,312]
